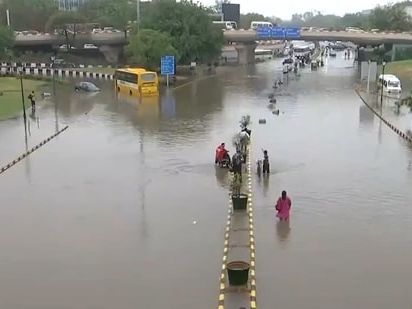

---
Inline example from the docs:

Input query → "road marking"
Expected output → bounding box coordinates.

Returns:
[0,125,69,176]
[173,74,217,90]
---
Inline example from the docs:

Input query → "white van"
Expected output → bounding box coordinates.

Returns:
[378,74,402,95]
[250,21,273,30]
[212,21,237,30]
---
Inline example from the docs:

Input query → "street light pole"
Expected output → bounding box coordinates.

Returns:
[380,60,386,107]
[136,0,140,32]
[51,56,56,96]
[18,68,27,122]
[367,60,371,94]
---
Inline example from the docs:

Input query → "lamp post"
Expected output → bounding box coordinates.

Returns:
[136,0,140,32]
[366,60,371,94]
[380,60,386,107]
[18,68,27,122]
[51,56,56,96]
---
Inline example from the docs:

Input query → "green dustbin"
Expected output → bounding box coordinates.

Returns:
[227,261,250,286]
[232,193,248,211]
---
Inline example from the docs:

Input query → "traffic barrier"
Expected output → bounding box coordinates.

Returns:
[0,65,113,80]
[356,89,412,143]
[0,125,69,176]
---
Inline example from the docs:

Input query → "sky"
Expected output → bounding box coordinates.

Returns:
[200,0,399,20]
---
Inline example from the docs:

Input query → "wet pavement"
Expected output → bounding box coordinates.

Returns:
[1,52,412,309]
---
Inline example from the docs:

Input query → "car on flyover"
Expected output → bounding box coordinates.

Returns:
[83,44,98,49]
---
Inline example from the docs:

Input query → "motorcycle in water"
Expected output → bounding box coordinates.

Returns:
[215,150,231,168]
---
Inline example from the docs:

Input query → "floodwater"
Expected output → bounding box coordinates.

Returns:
[0,52,412,309]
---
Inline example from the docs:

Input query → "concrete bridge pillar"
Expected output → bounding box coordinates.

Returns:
[99,45,123,64]
[235,43,257,65]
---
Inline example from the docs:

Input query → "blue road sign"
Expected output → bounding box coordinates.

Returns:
[161,55,175,75]
[256,27,271,39]
[271,27,285,39]
[285,27,300,39]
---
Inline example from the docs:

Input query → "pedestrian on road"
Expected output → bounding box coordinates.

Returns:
[28,90,36,112]
[275,190,292,221]
[262,150,270,174]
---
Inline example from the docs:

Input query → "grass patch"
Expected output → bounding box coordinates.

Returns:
[0,77,48,120]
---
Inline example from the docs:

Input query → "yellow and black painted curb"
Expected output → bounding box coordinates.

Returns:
[0,125,69,176]
[217,145,257,309]
[356,89,412,143]
[247,147,257,309]
[217,173,233,309]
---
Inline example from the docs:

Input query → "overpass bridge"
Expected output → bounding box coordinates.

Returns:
[14,32,127,63]
[13,30,412,64]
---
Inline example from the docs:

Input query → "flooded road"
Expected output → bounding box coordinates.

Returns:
[1,53,412,309]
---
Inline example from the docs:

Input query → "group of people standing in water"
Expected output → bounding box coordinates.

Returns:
[215,126,292,221]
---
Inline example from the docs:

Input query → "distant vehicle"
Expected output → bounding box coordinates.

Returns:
[370,28,380,33]
[283,58,294,65]
[378,74,402,95]
[115,68,159,97]
[345,27,364,33]
[293,45,311,57]
[212,21,237,30]
[92,28,102,34]
[250,21,273,30]
[59,44,76,50]
[83,44,98,49]
[329,51,337,57]
[75,82,100,92]
[103,27,114,31]
[332,43,346,51]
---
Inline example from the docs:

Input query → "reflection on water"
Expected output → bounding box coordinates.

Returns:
[276,220,291,243]
[359,105,374,127]
[160,92,176,119]
[215,166,230,189]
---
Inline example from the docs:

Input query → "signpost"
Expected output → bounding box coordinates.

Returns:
[161,55,175,88]
[256,27,271,39]
[271,27,285,39]
[255,26,300,40]
[284,27,300,39]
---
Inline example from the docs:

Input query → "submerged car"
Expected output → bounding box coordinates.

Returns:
[75,82,100,92]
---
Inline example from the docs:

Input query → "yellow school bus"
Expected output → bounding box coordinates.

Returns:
[114,68,159,97]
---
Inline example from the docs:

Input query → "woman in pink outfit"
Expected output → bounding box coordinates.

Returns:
[276,190,292,221]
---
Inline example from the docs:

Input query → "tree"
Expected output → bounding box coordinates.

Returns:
[340,13,369,29]
[291,14,303,26]
[45,11,86,51]
[141,0,223,64]
[126,29,178,70]
[0,26,13,57]
[0,0,57,31]
[369,4,412,31]
[303,11,314,22]
[79,0,133,30]
[239,13,272,29]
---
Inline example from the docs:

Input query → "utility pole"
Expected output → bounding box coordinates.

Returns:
[6,9,10,28]
[136,0,140,32]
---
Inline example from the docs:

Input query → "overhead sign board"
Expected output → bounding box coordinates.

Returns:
[271,27,285,39]
[161,55,175,75]
[256,27,271,39]
[285,27,300,39]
